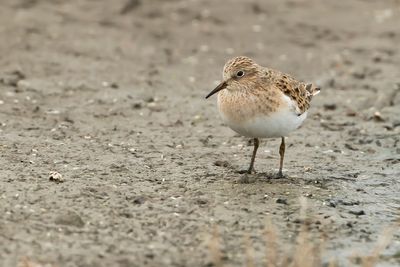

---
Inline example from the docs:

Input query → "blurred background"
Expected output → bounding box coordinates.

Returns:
[0,0,399,266]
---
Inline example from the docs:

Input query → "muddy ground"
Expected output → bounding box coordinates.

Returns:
[0,0,399,266]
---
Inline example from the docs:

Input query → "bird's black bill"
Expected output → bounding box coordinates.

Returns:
[205,81,227,99]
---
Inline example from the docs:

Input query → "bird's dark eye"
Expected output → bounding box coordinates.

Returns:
[236,70,244,77]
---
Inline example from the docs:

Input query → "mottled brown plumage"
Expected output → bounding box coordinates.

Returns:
[268,69,320,114]
[206,56,320,177]
[221,56,320,115]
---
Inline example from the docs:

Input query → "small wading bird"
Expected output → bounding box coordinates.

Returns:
[206,56,320,177]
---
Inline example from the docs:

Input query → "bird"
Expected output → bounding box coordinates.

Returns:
[205,56,320,177]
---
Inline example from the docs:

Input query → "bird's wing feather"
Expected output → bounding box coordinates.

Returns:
[263,69,320,115]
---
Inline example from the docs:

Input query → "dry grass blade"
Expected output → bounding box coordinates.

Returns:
[209,225,224,267]
[18,257,47,267]
[361,222,398,267]
[208,201,397,267]
[292,222,315,267]
[264,218,278,267]
[327,258,337,267]
[291,197,316,267]
[245,234,255,267]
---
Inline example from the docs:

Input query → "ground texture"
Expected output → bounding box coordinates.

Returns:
[0,0,399,266]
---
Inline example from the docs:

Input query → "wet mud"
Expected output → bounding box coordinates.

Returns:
[0,0,399,266]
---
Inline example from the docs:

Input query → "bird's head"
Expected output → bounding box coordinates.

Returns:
[206,56,260,99]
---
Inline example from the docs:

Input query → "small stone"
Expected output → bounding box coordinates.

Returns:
[341,200,360,206]
[110,82,119,89]
[195,198,208,205]
[49,171,64,183]
[214,160,230,167]
[173,120,183,126]
[345,143,358,151]
[372,111,385,122]
[147,102,163,112]
[132,102,143,109]
[303,166,312,172]
[132,196,146,205]
[346,110,357,117]
[175,144,183,149]
[143,96,155,103]
[0,70,25,87]
[191,115,205,125]
[145,253,154,259]
[55,210,84,227]
[293,218,303,224]
[323,103,337,110]
[276,198,288,205]
[349,210,365,216]
[327,199,337,208]
[119,212,133,218]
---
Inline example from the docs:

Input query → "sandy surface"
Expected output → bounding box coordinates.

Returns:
[0,0,399,266]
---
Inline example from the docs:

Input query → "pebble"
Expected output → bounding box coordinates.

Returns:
[195,198,208,205]
[132,196,146,205]
[327,199,337,208]
[276,198,288,205]
[55,211,85,228]
[191,115,204,125]
[147,102,163,112]
[349,210,365,216]
[0,70,25,87]
[132,102,143,109]
[372,111,385,122]
[49,171,64,183]
[214,160,230,168]
[326,198,360,207]
[323,103,337,110]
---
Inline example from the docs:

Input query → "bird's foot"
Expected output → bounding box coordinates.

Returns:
[236,168,256,175]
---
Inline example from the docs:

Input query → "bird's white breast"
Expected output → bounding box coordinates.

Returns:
[218,93,307,138]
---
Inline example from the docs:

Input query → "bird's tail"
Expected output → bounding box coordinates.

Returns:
[306,83,321,97]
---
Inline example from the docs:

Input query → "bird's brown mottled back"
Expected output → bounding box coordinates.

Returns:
[262,68,320,114]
